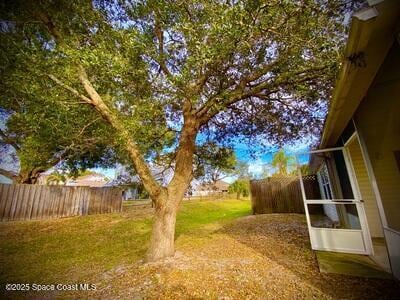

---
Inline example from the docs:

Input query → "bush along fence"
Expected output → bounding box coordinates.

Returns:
[0,184,122,221]
[250,175,321,214]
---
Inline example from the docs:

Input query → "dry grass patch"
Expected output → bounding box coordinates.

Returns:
[89,214,399,299]
[1,199,399,299]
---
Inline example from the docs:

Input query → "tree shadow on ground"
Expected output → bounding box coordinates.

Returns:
[219,214,400,299]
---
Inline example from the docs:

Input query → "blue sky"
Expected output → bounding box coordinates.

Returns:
[0,123,313,184]
[86,137,312,184]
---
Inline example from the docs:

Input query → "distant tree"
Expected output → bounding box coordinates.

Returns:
[234,160,251,179]
[194,143,237,185]
[46,171,68,185]
[271,149,295,176]
[0,0,356,261]
[229,179,249,200]
[295,164,311,176]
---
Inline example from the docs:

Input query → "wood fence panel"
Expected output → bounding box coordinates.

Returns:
[81,188,90,215]
[14,185,24,220]
[42,186,50,219]
[88,188,98,215]
[116,189,123,212]
[36,185,45,220]
[0,184,9,219]
[86,187,121,214]
[0,184,122,221]
[20,185,29,219]
[30,185,39,220]
[48,186,57,218]
[251,176,320,215]
[35,185,45,220]
[100,188,106,213]
[60,187,67,217]
[64,187,72,217]
[25,185,33,220]
[108,190,114,212]
[11,185,20,220]
[24,185,33,219]
[80,188,86,215]
[9,184,18,220]
[70,188,77,215]
[49,187,58,218]
[77,188,83,216]
[0,185,5,218]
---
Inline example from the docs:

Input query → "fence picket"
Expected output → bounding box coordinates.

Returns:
[0,185,9,220]
[250,176,320,214]
[0,184,121,221]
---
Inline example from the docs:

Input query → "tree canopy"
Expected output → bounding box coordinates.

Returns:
[0,0,360,260]
[0,1,355,180]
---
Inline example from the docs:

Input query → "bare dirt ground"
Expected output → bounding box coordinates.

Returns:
[89,214,400,299]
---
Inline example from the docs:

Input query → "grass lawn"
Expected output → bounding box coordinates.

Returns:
[1,198,399,299]
[0,198,250,289]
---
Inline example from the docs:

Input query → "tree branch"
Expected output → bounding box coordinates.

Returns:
[198,64,328,125]
[0,168,18,182]
[0,128,20,150]
[41,7,165,200]
[77,117,101,136]
[75,65,165,200]
[154,16,172,78]
[49,66,165,200]
[195,58,281,119]
[48,74,93,105]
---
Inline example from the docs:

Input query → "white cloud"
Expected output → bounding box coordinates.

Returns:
[248,159,263,175]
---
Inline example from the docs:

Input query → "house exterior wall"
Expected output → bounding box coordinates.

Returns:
[354,43,400,232]
[123,187,138,200]
[347,138,384,237]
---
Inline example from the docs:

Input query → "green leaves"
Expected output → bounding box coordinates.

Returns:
[194,142,237,181]
[0,0,352,181]
[271,149,295,176]
[228,179,249,199]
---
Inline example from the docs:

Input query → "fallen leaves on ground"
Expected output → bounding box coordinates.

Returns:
[88,214,399,299]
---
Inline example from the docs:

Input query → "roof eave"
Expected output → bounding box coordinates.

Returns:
[319,0,400,148]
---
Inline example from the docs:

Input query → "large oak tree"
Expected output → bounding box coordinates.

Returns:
[0,0,359,261]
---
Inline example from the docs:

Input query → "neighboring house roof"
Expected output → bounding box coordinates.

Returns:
[66,173,108,187]
[106,163,174,187]
[319,1,400,148]
[214,180,230,191]
[193,180,230,192]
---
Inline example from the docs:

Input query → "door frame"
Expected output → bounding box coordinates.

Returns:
[296,143,373,255]
[343,132,374,254]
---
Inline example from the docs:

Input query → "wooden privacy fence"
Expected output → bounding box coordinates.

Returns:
[0,184,122,221]
[250,175,321,214]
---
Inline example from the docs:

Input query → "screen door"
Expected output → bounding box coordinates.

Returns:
[296,147,373,254]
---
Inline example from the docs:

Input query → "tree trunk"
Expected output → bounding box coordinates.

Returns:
[147,197,179,261]
[18,168,44,184]
[145,114,198,262]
